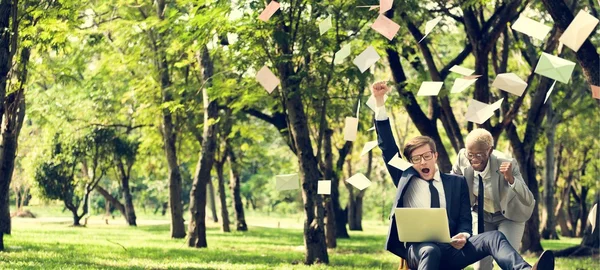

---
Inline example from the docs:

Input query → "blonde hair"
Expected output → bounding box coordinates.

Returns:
[466,128,494,149]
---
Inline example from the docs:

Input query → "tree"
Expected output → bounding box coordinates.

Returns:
[188,46,220,248]
[35,130,113,226]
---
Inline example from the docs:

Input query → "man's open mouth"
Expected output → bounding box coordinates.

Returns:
[421,168,430,174]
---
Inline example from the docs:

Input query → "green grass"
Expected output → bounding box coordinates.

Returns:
[1,214,598,269]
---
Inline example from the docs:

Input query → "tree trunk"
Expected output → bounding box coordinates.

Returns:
[557,208,573,237]
[71,207,82,226]
[121,176,137,226]
[333,142,351,239]
[348,194,365,231]
[323,129,336,248]
[153,0,185,239]
[207,179,218,222]
[581,194,599,248]
[541,101,558,239]
[215,162,230,232]
[516,153,544,253]
[0,0,18,251]
[0,38,27,254]
[227,146,247,231]
[348,151,371,231]
[556,173,574,237]
[115,158,137,226]
[577,187,588,237]
[188,46,219,248]
[95,185,126,222]
[279,68,328,264]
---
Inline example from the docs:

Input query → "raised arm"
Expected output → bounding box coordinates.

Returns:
[372,81,403,187]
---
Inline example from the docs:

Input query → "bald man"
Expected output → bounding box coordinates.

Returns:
[452,129,535,270]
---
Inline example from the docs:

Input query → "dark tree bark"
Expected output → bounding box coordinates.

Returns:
[188,45,219,248]
[215,158,231,233]
[323,129,336,248]
[0,0,16,251]
[333,141,351,239]
[151,0,185,238]
[227,144,247,231]
[207,179,218,223]
[348,151,372,231]
[541,100,558,239]
[114,157,137,226]
[95,185,126,221]
[275,45,328,263]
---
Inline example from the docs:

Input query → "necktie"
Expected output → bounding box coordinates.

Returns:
[429,180,440,208]
[477,174,485,234]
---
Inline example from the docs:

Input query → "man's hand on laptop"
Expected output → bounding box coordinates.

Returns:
[450,234,467,250]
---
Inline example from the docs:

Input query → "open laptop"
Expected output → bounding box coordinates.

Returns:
[394,208,453,243]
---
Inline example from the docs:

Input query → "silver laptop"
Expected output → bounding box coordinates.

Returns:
[394,208,453,243]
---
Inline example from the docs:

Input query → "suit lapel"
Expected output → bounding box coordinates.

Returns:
[465,165,475,204]
[441,173,452,217]
[490,155,501,204]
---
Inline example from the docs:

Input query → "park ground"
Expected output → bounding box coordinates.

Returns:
[0,206,597,269]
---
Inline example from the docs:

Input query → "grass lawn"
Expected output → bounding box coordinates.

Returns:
[0,212,598,269]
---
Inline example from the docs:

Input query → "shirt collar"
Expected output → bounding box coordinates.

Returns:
[433,169,442,182]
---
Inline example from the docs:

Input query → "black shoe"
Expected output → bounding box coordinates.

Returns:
[532,250,555,270]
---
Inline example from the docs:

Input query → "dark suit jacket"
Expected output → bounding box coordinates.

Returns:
[376,119,472,259]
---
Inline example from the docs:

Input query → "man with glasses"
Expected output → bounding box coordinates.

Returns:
[371,81,553,270]
[452,129,535,270]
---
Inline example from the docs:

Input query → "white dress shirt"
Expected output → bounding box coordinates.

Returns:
[403,170,446,209]
[375,105,389,121]
[473,157,502,213]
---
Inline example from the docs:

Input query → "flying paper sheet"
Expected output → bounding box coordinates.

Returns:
[346,173,372,190]
[380,0,393,14]
[353,46,380,73]
[360,141,378,157]
[258,1,280,22]
[544,81,557,104]
[592,85,600,99]
[451,77,478,93]
[449,65,475,76]
[275,173,299,191]
[319,15,332,35]
[511,16,552,41]
[356,5,378,11]
[366,94,389,112]
[589,204,598,232]
[334,44,351,65]
[418,17,442,43]
[559,10,600,52]
[534,53,576,84]
[492,73,528,96]
[388,153,413,171]
[318,180,332,195]
[256,65,280,94]
[465,98,504,124]
[417,81,443,96]
[344,117,359,141]
[371,14,400,40]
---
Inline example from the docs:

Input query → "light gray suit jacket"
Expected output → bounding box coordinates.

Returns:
[452,149,535,223]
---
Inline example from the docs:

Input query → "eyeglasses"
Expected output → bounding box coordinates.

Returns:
[466,152,487,160]
[410,151,435,164]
